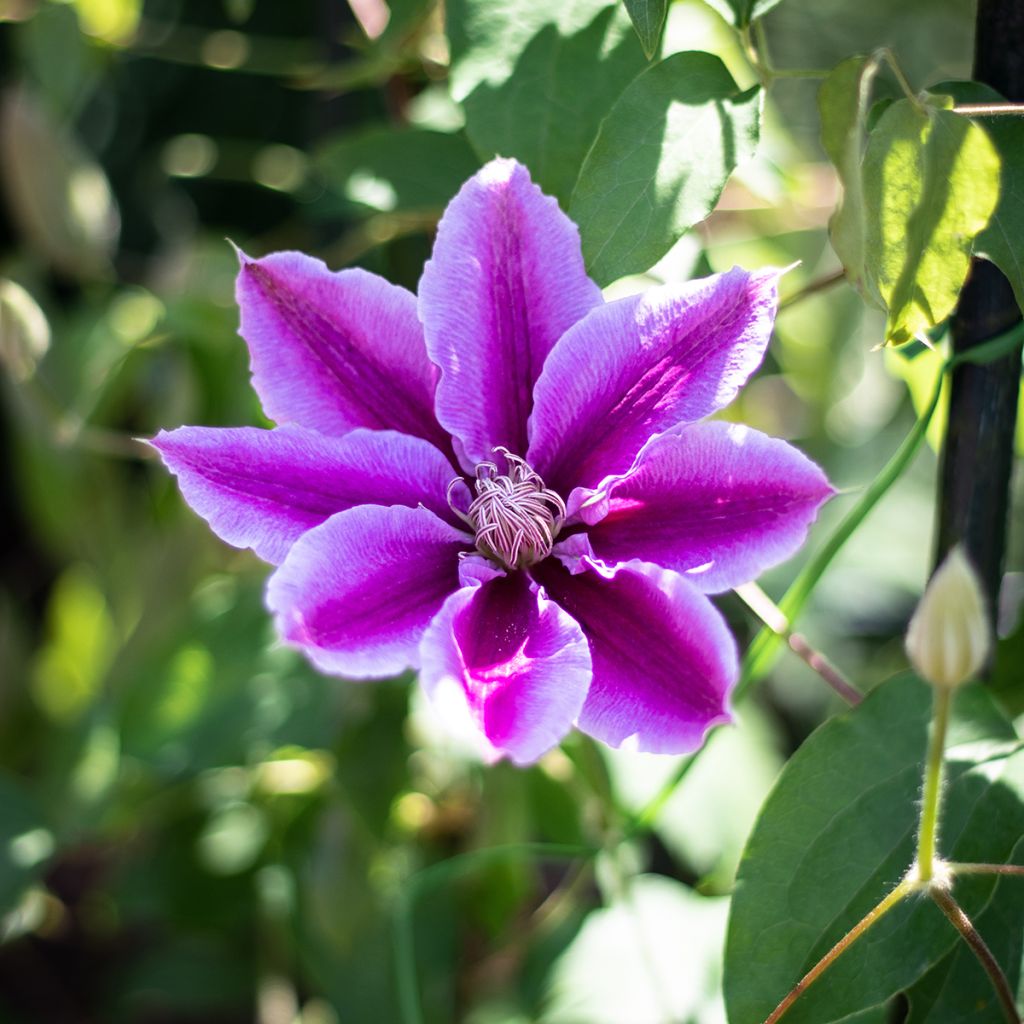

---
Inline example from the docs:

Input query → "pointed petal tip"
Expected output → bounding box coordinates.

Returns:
[226,238,252,266]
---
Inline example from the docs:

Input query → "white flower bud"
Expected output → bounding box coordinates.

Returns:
[905,546,991,690]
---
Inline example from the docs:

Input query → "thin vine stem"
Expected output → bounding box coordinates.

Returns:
[950,862,1024,877]
[762,878,918,1024]
[917,687,952,882]
[735,582,862,704]
[931,888,1021,1023]
[779,269,847,309]
[953,101,1024,116]
[738,365,946,695]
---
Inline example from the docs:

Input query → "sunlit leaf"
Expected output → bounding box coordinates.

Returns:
[622,0,667,59]
[724,674,1024,1023]
[71,0,141,44]
[570,51,760,285]
[446,0,619,102]
[862,97,1000,345]
[934,80,1024,317]
[463,5,645,204]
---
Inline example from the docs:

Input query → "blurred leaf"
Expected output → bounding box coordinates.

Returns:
[112,937,254,1017]
[818,55,882,299]
[702,0,788,28]
[31,564,117,723]
[197,802,269,876]
[0,88,119,281]
[446,0,619,102]
[540,875,727,1023]
[0,773,50,914]
[607,707,782,887]
[622,0,667,59]
[463,5,645,205]
[16,5,98,118]
[71,0,141,44]
[570,51,760,285]
[934,80,1024,316]
[861,97,1000,345]
[0,278,50,382]
[315,126,479,214]
[377,0,437,47]
[724,674,1024,1023]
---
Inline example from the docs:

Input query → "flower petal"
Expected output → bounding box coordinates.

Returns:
[266,505,467,678]
[420,158,602,465]
[527,266,779,493]
[419,572,591,765]
[533,560,736,754]
[151,425,466,565]
[584,423,834,592]
[236,249,448,449]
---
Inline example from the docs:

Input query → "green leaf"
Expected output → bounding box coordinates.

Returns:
[904,841,1024,1023]
[462,5,646,205]
[622,0,667,59]
[314,126,479,214]
[862,97,1001,345]
[570,51,760,285]
[702,0,788,28]
[446,0,621,102]
[933,80,1024,316]
[724,674,1024,1024]
[818,55,882,298]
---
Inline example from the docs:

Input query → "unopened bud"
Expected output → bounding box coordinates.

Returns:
[905,546,991,690]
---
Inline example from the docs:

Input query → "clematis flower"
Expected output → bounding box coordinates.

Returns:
[152,158,833,765]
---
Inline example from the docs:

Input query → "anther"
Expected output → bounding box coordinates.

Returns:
[446,449,565,569]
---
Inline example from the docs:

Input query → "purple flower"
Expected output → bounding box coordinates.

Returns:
[153,158,833,765]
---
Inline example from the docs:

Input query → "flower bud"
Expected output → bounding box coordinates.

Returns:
[905,546,991,690]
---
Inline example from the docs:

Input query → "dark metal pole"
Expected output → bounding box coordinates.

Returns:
[935,1,1024,620]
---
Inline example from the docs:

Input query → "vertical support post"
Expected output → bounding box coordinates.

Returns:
[935,1,1024,620]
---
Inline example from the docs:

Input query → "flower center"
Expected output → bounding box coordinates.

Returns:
[450,449,565,569]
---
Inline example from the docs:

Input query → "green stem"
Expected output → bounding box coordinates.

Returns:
[763,878,916,1024]
[738,366,946,696]
[917,687,953,882]
[880,48,926,112]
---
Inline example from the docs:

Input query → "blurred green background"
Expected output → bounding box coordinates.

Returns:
[0,0,1019,1022]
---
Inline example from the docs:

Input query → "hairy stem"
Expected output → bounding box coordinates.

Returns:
[950,862,1024,877]
[917,687,953,882]
[931,888,1021,1023]
[762,879,916,1024]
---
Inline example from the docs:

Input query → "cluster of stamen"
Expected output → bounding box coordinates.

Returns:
[448,448,565,569]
